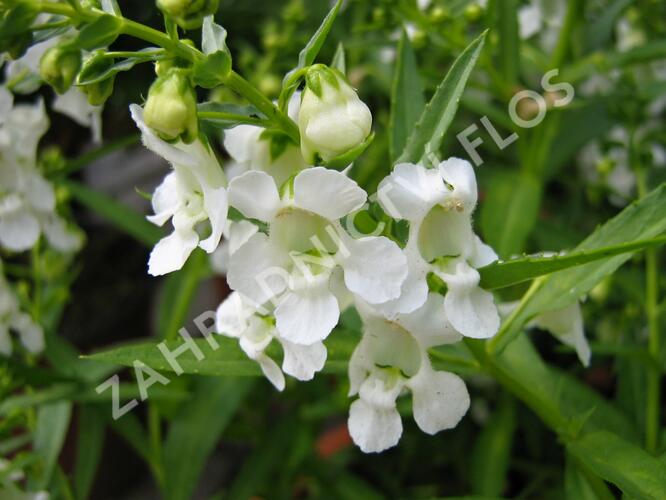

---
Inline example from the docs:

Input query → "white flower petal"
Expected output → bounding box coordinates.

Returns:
[227,232,289,304]
[348,398,403,453]
[280,339,327,381]
[470,235,498,268]
[397,293,461,348]
[438,157,478,211]
[41,214,83,253]
[340,235,407,304]
[216,292,252,338]
[148,229,199,276]
[533,302,591,367]
[256,354,286,391]
[198,186,228,253]
[293,167,366,220]
[147,173,181,227]
[228,170,280,222]
[518,3,542,39]
[275,275,339,345]
[373,246,429,316]
[409,368,470,435]
[12,312,44,354]
[377,163,445,221]
[0,210,40,251]
[439,261,499,339]
[223,125,262,164]
[53,88,103,141]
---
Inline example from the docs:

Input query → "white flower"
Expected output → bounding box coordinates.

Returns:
[0,262,44,356]
[130,104,228,276]
[530,301,591,367]
[347,295,469,453]
[227,167,407,345]
[377,158,499,338]
[210,219,258,275]
[215,292,327,390]
[223,92,309,186]
[517,0,566,52]
[0,93,82,253]
[5,32,102,142]
[298,65,372,163]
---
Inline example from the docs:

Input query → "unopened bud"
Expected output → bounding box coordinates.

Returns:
[298,64,372,164]
[143,68,198,143]
[156,0,219,30]
[78,51,115,106]
[39,46,81,94]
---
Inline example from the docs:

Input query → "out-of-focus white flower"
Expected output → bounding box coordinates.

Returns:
[130,104,228,276]
[518,0,566,53]
[0,93,82,253]
[215,291,327,390]
[531,301,591,366]
[347,295,468,453]
[0,261,44,356]
[223,93,308,186]
[615,16,645,52]
[377,158,499,339]
[298,65,372,163]
[4,33,102,142]
[227,167,407,345]
[0,457,50,499]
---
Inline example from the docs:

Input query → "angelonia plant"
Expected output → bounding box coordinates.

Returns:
[1,0,666,497]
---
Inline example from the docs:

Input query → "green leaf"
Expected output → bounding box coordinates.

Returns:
[163,378,251,500]
[290,0,342,77]
[470,395,515,497]
[496,0,519,84]
[479,171,541,259]
[62,179,162,247]
[85,330,356,377]
[489,183,666,353]
[33,401,72,490]
[279,0,342,109]
[331,41,346,73]
[77,48,161,85]
[74,406,105,500]
[479,235,666,290]
[397,30,487,164]
[74,14,123,50]
[567,430,666,499]
[389,30,425,162]
[198,101,265,129]
[584,0,633,50]
[192,16,232,88]
[565,454,615,500]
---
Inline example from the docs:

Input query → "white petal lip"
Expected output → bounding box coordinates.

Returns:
[148,229,199,276]
[439,262,500,339]
[223,125,262,164]
[409,368,470,435]
[340,235,408,304]
[274,275,339,345]
[228,170,281,222]
[293,167,366,220]
[227,232,288,304]
[397,293,462,348]
[348,399,403,453]
[281,339,327,381]
[256,354,286,391]
[215,292,250,338]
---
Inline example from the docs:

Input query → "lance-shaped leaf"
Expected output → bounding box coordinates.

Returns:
[489,183,666,354]
[397,30,487,164]
[389,30,425,162]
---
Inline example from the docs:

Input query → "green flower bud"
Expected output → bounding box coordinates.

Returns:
[156,0,219,30]
[143,68,199,143]
[39,46,81,94]
[298,65,372,164]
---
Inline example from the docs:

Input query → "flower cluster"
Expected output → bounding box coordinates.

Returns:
[134,65,505,451]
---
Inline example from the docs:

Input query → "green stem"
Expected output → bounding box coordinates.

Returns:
[223,71,300,142]
[549,0,580,69]
[633,130,661,453]
[37,2,299,141]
